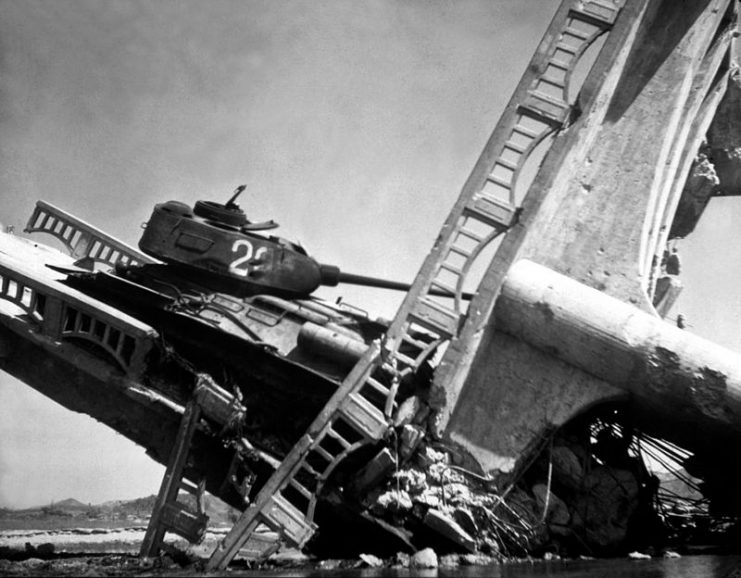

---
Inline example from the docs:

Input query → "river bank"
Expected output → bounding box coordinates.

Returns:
[2,526,741,577]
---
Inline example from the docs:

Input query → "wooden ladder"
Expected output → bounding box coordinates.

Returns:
[141,375,248,558]
[206,0,626,570]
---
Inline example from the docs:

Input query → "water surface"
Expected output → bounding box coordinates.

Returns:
[236,555,741,578]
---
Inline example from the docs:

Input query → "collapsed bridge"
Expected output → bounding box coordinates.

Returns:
[1,0,741,566]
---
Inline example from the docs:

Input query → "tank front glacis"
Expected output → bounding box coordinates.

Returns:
[139,201,324,297]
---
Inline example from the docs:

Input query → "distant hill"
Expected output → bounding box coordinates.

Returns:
[53,498,89,511]
[1,493,239,527]
[98,495,157,517]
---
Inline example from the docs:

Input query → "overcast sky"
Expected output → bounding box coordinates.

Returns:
[0,0,739,509]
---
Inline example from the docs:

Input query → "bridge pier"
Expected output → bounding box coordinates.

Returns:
[446,260,741,480]
[442,0,741,486]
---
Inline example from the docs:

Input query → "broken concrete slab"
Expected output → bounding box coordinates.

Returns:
[423,508,477,553]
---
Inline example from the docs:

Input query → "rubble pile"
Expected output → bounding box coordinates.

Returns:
[508,408,741,558]
[518,417,663,557]
[353,402,741,561]
[348,393,542,558]
[369,445,535,556]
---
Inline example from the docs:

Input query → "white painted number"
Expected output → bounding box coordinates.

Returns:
[228,240,267,277]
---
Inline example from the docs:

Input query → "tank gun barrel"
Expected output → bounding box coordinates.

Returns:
[139,191,476,300]
[320,266,472,300]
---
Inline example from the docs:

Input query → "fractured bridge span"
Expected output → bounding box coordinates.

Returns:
[2,0,741,565]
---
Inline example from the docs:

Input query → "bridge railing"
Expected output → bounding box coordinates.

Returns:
[24,200,156,269]
[0,256,157,377]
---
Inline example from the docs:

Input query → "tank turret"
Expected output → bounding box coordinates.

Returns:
[138,186,341,297]
[139,186,471,300]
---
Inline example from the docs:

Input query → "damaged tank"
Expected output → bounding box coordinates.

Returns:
[5,0,741,567]
[20,189,450,556]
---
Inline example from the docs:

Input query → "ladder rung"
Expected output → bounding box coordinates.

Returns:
[562,25,591,42]
[312,444,336,463]
[365,376,391,396]
[554,40,579,59]
[540,74,566,91]
[439,262,464,276]
[495,157,519,172]
[456,227,484,244]
[486,174,513,190]
[393,350,417,368]
[298,461,320,478]
[410,297,459,339]
[340,392,388,441]
[288,478,314,500]
[547,57,570,72]
[160,502,208,544]
[237,533,281,560]
[503,140,528,156]
[326,427,351,449]
[260,493,316,548]
[511,122,540,140]
[550,55,574,72]
[467,194,518,229]
[447,244,473,260]
[430,279,458,297]
[521,91,570,125]
[180,481,200,495]
[573,0,620,26]
[401,333,429,350]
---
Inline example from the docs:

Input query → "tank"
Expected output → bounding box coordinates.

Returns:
[137,186,342,297]
[16,191,446,554]
[19,190,437,552]
[136,186,469,299]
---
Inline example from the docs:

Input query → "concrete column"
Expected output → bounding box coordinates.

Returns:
[496,260,741,439]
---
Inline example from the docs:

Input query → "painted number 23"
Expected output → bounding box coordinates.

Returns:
[228,239,267,277]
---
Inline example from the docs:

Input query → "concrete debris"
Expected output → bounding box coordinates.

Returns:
[460,553,498,566]
[393,395,422,428]
[394,469,427,494]
[317,559,344,570]
[453,507,478,536]
[628,551,651,560]
[375,489,413,512]
[509,409,703,558]
[410,547,438,568]
[349,448,397,497]
[358,553,384,567]
[439,553,461,567]
[423,508,477,553]
[399,424,425,460]
[393,552,411,568]
[370,440,532,556]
